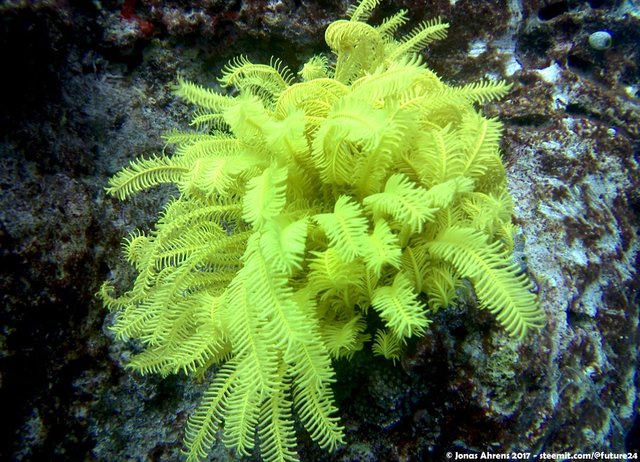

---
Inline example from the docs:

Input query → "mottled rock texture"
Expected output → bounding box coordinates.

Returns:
[1,0,638,461]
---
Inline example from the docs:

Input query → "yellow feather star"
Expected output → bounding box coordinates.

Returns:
[100,1,543,461]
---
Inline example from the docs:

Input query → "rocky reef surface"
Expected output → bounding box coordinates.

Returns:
[0,0,638,460]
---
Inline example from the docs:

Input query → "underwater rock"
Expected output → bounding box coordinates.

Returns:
[1,0,638,460]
